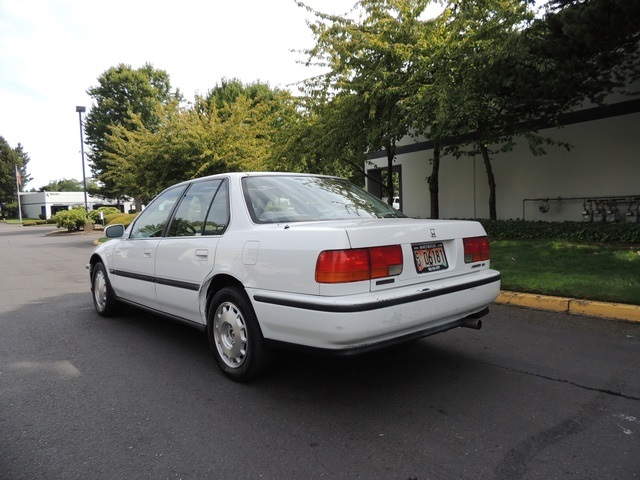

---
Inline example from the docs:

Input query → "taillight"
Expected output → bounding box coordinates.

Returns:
[370,245,404,279]
[463,236,490,263]
[316,245,403,284]
[316,249,370,283]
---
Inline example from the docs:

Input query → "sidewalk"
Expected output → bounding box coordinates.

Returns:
[495,291,640,323]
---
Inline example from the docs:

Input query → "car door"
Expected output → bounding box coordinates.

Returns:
[155,179,229,324]
[110,185,186,311]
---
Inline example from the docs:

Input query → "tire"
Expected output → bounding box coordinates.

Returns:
[207,286,273,382]
[91,262,120,317]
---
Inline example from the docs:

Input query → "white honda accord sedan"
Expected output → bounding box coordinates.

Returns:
[89,172,501,381]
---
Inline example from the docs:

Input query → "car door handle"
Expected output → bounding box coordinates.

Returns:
[143,249,153,258]
[195,249,209,261]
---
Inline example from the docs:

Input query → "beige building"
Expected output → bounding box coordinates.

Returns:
[365,94,640,223]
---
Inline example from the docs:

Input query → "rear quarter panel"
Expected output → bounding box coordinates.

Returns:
[214,225,354,295]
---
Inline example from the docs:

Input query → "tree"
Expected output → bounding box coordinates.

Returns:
[101,80,300,200]
[426,0,544,221]
[0,136,31,216]
[409,10,456,219]
[435,0,640,220]
[84,63,181,200]
[13,143,31,190]
[39,178,85,192]
[204,79,302,173]
[299,0,434,203]
[528,0,640,109]
[277,97,368,184]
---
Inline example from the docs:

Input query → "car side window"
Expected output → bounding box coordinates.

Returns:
[203,180,229,236]
[130,186,186,239]
[168,180,223,237]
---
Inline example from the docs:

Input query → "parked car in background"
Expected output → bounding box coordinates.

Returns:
[88,173,501,381]
[382,196,401,210]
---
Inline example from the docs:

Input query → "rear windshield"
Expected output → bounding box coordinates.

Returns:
[242,175,405,224]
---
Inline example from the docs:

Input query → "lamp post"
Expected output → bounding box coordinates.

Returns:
[75,106,88,212]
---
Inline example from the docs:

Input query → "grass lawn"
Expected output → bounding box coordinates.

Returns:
[490,240,640,305]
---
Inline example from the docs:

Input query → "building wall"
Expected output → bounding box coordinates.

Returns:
[366,102,640,222]
[19,191,133,219]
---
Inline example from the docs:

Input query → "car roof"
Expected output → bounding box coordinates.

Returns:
[174,171,339,187]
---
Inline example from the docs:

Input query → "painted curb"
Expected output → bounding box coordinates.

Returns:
[495,291,640,323]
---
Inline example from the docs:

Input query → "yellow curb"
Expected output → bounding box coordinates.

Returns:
[496,291,570,313]
[569,299,640,323]
[495,291,640,323]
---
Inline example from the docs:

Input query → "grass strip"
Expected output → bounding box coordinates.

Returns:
[490,240,640,305]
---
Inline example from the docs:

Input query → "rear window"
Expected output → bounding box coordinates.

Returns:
[242,175,405,224]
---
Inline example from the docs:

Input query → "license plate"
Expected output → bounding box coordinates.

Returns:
[413,242,448,273]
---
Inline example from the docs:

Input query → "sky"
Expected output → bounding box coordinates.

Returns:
[0,0,353,190]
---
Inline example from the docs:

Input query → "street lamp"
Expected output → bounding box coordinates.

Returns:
[75,106,88,212]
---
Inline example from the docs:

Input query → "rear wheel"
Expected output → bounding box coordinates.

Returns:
[207,286,273,382]
[91,262,120,317]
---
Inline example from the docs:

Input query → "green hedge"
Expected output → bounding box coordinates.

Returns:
[23,219,48,226]
[479,219,640,243]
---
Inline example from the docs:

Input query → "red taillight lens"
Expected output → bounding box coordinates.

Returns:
[463,236,490,263]
[370,245,403,279]
[316,249,370,283]
[316,245,403,284]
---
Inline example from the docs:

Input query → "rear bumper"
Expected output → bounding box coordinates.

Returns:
[249,269,501,351]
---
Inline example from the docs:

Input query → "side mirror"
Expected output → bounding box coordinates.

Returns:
[104,224,125,238]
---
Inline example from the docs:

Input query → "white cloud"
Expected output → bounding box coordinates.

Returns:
[0,0,350,189]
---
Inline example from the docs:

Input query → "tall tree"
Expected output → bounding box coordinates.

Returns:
[102,81,299,201]
[300,0,434,203]
[409,9,456,219]
[84,63,181,200]
[425,0,542,220]
[439,0,640,220]
[205,79,302,172]
[0,137,31,215]
[13,143,31,190]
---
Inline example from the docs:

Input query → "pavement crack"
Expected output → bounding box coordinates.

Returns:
[480,361,640,401]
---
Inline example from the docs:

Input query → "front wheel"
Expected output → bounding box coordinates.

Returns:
[91,262,120,317]
[207,287,273,382]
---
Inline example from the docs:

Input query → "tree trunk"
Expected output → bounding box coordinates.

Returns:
[428,141,440,219]
[385,144,396,205]
[481,144,497,221]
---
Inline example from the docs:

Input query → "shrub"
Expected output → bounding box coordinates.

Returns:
[54,208,87,232]
[2,201,19,219]
[88,207,122,224]
[479,219,640,244]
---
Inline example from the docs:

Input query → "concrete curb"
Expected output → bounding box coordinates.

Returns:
[495,291,640,323]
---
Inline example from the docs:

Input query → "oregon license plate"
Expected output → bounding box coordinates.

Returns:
[413,242,448,273]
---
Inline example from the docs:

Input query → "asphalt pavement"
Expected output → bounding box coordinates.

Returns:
[1,222,639,479]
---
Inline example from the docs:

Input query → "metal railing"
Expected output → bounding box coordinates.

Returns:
[522,195,640,222]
